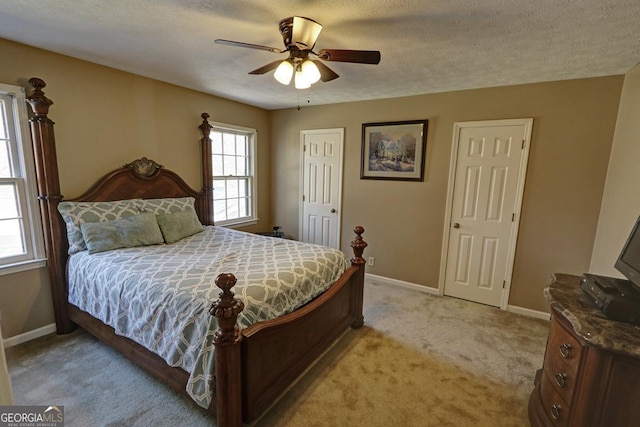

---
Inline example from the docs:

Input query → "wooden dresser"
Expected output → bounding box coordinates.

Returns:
[529,274,640,426]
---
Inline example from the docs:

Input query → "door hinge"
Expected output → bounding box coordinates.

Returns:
[522,139,525,149]
[512,213,515,222]
[302,194,305,201]
[503,280,506,289]
[304,144,307,152]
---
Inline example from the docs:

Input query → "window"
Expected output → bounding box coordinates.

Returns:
[0,83,45,274]
[210,124,257,226]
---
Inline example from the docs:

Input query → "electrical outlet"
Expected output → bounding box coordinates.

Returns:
[368,256,375,267]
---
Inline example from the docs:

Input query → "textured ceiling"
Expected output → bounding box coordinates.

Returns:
[1,0,639,110]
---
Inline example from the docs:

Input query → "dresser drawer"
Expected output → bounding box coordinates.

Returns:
[543,316,582,402]
[539,373,570,426]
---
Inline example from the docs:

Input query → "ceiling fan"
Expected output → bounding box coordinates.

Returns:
[214,16,381,89]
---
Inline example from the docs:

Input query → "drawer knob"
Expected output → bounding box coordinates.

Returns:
[555,372,567,388]
[559,343,572,358]
[551,404,562,420]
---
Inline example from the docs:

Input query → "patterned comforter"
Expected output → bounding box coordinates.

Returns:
[67,226,350,408]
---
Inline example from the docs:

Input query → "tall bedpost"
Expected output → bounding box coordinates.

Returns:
[26,78,74,334]
[209,273,245,427]
[350,226,367,328]
[198,113,214,225]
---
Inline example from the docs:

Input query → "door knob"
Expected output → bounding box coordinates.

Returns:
[330,209,336,213]
[453,223,460,228]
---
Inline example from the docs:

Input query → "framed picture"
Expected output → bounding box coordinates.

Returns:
[361,119,428,181]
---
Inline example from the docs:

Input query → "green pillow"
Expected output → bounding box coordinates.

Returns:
[137,197,195,214]
[156,207,204,244]
[58,199,142,254]
[80,212,164,254]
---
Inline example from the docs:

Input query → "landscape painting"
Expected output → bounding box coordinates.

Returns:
[361,120,428,181]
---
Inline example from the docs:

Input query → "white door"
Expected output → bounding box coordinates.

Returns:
[300,129,344,249]
[441,119,533,308]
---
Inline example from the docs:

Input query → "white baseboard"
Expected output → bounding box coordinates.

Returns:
[366,273,439,295]
[366,273,550,321]
[507,305,551,321]
[3,323,56,349]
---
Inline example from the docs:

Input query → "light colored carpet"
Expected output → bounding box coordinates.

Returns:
[6,280,549,426]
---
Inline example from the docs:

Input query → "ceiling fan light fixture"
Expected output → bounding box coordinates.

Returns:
[301,60,321,85]
[274,60,294,85]
[294,70,311,89]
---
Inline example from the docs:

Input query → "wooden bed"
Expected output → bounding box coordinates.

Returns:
[25,78,367,427]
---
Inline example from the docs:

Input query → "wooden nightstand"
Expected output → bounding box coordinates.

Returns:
[255,226,287,239]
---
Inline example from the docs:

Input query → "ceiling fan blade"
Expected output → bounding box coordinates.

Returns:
[214,39,283,54]
[248,60,283,75]
[313,61,339,82]
[317,49,381,64]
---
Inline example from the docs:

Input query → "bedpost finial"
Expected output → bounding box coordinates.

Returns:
[199,112,212,136]
[28,77,46,91]
[26,77,54,117]
[350,226,367,265]
[210,273,245,345]
[214,273,237,294]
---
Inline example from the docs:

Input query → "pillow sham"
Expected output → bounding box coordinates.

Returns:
[137,197,195,215]
[80,211,164,254]
[155,206,204,244]
[57,199,142,254]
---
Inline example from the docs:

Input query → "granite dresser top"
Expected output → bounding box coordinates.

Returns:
[545,273,640,358]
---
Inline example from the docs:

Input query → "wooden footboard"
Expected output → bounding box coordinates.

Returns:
[242,265,360,420]
[211,227,367,426]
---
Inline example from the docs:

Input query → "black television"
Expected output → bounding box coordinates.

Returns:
[615,214,640,289]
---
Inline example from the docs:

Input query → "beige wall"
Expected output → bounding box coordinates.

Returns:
[0,38,272,338]
[590,64,640,275]
[0,35,628,337]
[0,269,53,339]
[271,76,623,313]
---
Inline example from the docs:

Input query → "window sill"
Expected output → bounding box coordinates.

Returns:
[217,218,259,229]
[0,258,47,276]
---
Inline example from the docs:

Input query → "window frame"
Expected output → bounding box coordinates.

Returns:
[209,121,258,227]
[0,83,46,275]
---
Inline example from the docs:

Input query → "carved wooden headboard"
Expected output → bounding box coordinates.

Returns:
[67,157,207,213]
[25,77,215,333]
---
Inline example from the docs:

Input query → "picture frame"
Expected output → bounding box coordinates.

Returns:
[361,119,428,181]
